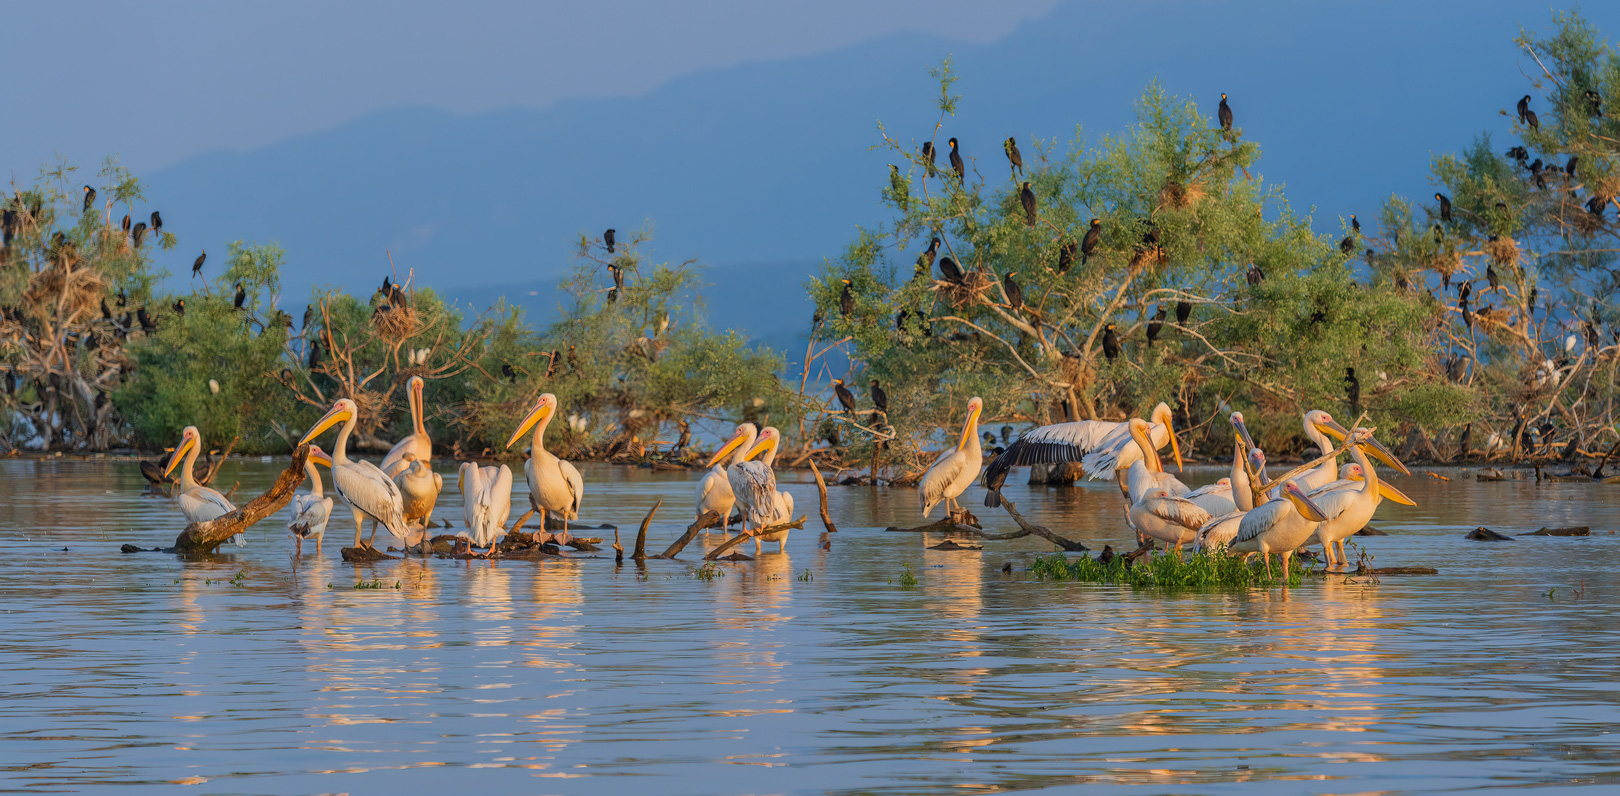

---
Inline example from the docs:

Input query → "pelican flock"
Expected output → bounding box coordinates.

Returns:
[298,398,418,552]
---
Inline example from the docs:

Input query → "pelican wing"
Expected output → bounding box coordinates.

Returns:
[558,459,583,519]
[729,461,777,524]
[1184,480,1231,499]
[1138,496,1213,531]
[1080,421,1168,481]
[921,448,972,516]
[333,460,408,535]
[1306,484,1363,523]
[178,485,236,524]
[485,464,514,535]
[1196,510,1245,549]
[1232,500,1291,545]
[1307,478,1356,497]
[1189,491,1237,518]
[288,493,333,538]
[696,465,734,517]
[982,420,1122,488]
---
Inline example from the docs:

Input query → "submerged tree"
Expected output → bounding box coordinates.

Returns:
[811,63,1456,474]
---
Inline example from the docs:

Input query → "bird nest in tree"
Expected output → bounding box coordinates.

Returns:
[347,391,389,430]
[23,265,105,320]
[1158,178,1206,210]
[1485,236,1521,267]
[938,271,995,308]
[371,304,422,340]
[1426,250,1464,280]
[1129,245,1168,272]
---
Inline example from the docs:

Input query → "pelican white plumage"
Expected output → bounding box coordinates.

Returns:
[1278,410,1411,497]
[298,398,417,551]
[163,425,245,546]
[1196,428,1268,551]
[920,396,984,518]
[696,423,757,530]
[457,462,513,556]
[287,445,335,554]
[1124,419,1190,503]
[1306,432,1417,568]
[1229,480,1330,579]
[1184,478,1236,517]
[380,376,431,477]
[1123,418,1209,549]
[742,427,794,551]
[505,393,583,545]
[394,452,443,529]
[982,402,1178,498]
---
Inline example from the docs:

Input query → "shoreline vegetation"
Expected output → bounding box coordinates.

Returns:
[7,13,1620,482]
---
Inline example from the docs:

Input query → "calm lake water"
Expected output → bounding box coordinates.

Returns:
[1,457,1617,794]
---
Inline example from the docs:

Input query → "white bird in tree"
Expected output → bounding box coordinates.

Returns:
[504,393,583,546]
[163,425,245,546]
[920,396,984,519]
[298,398,417,551]
[287,445,335,555]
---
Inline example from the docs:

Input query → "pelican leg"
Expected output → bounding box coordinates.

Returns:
[366,519,380,547]
[1115,471,1130,499]
[352,510,365,549]
[1262,551,1274,580]
[316,534,323,555]
[295,535,302,556]
[1280,551,1293,582]
[1336,539,1349,567]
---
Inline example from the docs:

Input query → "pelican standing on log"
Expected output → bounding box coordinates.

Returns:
[705,424,790,538]
[288,445,335,554]
[505,393,583,545]
[164,426,244,546]
[983,402,1179,501]
[394,452,442,529]
[298,398,417,551]
[458,462,513,556]
[743,427,794,551]
[697,422,756,530]
[920,396,984,519]
[380,376,431,477]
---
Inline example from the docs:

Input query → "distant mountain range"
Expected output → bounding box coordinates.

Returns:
[141,0,1605,352]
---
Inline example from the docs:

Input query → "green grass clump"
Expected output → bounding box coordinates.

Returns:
[1029,550,1304,589]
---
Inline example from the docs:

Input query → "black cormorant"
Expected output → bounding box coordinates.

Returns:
[1102,323,1121,361]
[1436,192,1452,222]
[1175,300,1191,324]
[192,250,206,276]
[870,379,889,415]
[948,137,964,182]
[1146,305,1166,344]
[82,185,96,213]
[1019,181,1036,227]
[839,279,855,317]
[1004,137,1023,177]
[1218,92,1234,131]
[1003,272,1024,310]
[832,379,857,414]
[1081,218,1101,265]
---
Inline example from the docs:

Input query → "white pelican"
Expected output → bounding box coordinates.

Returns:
[1184,478,1236,517]
[1123,419,1209,549]
[982,401,1178,495]
[1196,443,1267,551]
[287,445,335,555]
[696,422,756,530]
[394,452,442,529]
[743,427,794,551]
[920,396,984,519]
[298,398,417,551]
[1307,434,1417,568]
[163,426,244,546]
[380,375,431,477]
[1229,480,1330,579]
[505,393,583,545]
[1278,409,1411,496]
[705,424,790,536]
[457,462,513,556]
[1124,418,1190,502]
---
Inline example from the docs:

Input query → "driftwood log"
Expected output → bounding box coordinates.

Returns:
[808,460,838,533]
[172,445,308,554]
[655,510,722,559]
[632,499,662,560]
[703,517,808,561]
[885,499,1088,551]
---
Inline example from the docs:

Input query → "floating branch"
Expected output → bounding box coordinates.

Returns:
[173,446,309,554]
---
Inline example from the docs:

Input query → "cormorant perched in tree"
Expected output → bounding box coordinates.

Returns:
[832,379,857,414]
[233,283,246,309]
[1146,305,1166,345]
[1460,294,1472,329]
[172,299,185,317]
[839,279,855,317]
[1436,192,1452,222]
[1589,195,1608,217]
[1019,181,1037,227]
[1394,271,1409,291]
[501,363,518,384]
[1218,93,1234,131]
[948,137,964,182]
[1344,367,1360,418]
[915,237,939,278]
[870,379,888,416]
[137,307,156,332]
[1176,300,1191,324]
[82,185,95,213]
[1339,235,1355,254]
[1517,94,1531,123]
[1003,272,1024,310]
[1057,240,1076,274]
[303,305,313,329]
[921,141,935,166]
[1350,214,1361,233]
[130,222,147,247]
[1458,280,1472,303]
[1586,321,1600,350]
[1486,263,1499,291]
[1081,218,1102,265]
[192,250,205,276]
[1365,248,1376,268]
[1004,137,1023,177]
[1585,89,1603,117]
[607,263,624,291]
[894,308,909,331]
[1246,263,1265,286]
[1567,156,1579,176]
[938,256,965,285]
[101,298,112,319]
[1525,109,1540,129]
[889,165,907,209]
[149,211,162,234]
[121,214,131,233]
[604,228,616,254]
[308,338,321,370]
[1102,323,1121,361]
[1528,288,1538,317]
[1507,145,1528,164]
[607,287,618,304]
[1432,223,1444,246]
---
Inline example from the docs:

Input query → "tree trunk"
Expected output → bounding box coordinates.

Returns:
[172,446,309,554]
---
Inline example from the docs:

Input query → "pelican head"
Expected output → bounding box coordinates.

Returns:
[162,426,201,477]
[1342,461,1418,505]
[505,393,558,450]
[1229,411,1255,450]
[1280,480,1329,522]
[1150,401,1183,470]
[409,373,425,405]
[1308,409,1411,475]
[705,423,759,468]
[299,398,357,446]
[744,426,781,461]
[308,444,333,469]
[957,396,984,450]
